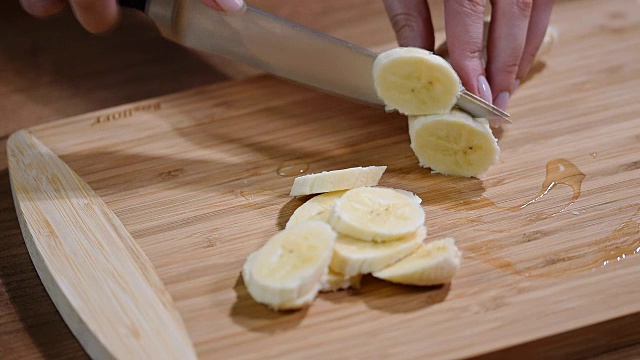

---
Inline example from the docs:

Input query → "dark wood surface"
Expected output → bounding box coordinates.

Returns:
[1,0,638,358]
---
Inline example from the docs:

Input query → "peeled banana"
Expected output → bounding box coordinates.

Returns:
[373,47,461,116]
[287,190,347,228]
[287,188,421,229]
[330,226,426,276]
[408,110,499,178]
[320,270,362,292]
[242,221,336,310]
[373,238,462,286]
[329,187,425,242]
[243,168,463,311]
[289,166,386,196]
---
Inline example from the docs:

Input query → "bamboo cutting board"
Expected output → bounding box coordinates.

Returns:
[7,0,640,358]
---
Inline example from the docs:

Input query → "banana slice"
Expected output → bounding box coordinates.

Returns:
[286,190,347,228]
[278,284,322,310]
[330,226,426,276]
[373,238,462,286]
[373,47,461,116]
[378,187,422,204]
[320,270,362,292]
[242,221,336,310]
[329,187,425,242]
[287,187,421,228]
[408,109,499,178]
[289,166,387,197]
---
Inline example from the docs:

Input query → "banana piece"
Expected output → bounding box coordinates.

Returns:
[289,166,386,197]
[329,187,425,242]
[373,238,462,286]
[379,187,422,204]
[287,188,421,228]
[408,109,499,178]
[320,270,362,292]
[373,47,461,116]
[286,190,347,228]
[330,226,426,276]
[242,221,336,310]
[278,284,322,310]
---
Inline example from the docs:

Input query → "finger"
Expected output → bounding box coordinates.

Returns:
[382,0,435,50]
[68,0,120,33]
[444,0,492,103]
[486,0,533,110]
[20,0,67,17]
[201,0,244,13]
[515,0,555,84]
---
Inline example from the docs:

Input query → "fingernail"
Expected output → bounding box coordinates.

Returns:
[494,91,510,111]
[489,118,503,128]
[512,79,520,92]
[477,75,493,104]
[216,0,244,12]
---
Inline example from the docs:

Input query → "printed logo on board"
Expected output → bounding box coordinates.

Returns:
[92,102,161,126]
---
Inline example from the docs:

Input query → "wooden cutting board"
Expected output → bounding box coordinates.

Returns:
[7,0,640,358]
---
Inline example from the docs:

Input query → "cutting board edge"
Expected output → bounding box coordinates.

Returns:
[7,130,199,360]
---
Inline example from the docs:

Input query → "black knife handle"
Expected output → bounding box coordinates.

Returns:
[118,0,147,11]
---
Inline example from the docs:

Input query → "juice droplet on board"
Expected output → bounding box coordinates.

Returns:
[598,208,640,267]
[519,158,586,212]
[277,161,308,177]
[590,152,597,159]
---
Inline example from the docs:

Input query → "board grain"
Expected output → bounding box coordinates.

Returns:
[7,0,640,358]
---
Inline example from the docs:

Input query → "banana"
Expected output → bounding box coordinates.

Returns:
[277,285,322,310]
[320,270,362,292]
[379,187,422,204]
[408,109,499,178]
[328,187,425,242]
[330,226,426,276]
[289,166,387,197]
[242,221,336,310]
[373,238,462,286]
[286,190,347,228]
[286,188,421,228]
[373,47,461,116]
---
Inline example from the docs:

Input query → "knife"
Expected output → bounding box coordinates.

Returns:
[119,0,510,122]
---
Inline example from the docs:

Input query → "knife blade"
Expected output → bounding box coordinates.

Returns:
[124,0,510,121]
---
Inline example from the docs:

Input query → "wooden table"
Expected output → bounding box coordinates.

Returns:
[0,0,638,358]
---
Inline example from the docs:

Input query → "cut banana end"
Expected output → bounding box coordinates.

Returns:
[408,109,499,178]
[329,187,425,242]
[373,47,461,116]
[242,221,336,310]
[289,166,386,197]
[373,238,462,286]
[320,271,362,292]
[330,226,426,276]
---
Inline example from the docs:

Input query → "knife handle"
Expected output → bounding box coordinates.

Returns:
[118,0,147,11]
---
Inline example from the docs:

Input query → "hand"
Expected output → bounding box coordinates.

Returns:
[382,0,555,110]
[20,0,245,34]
